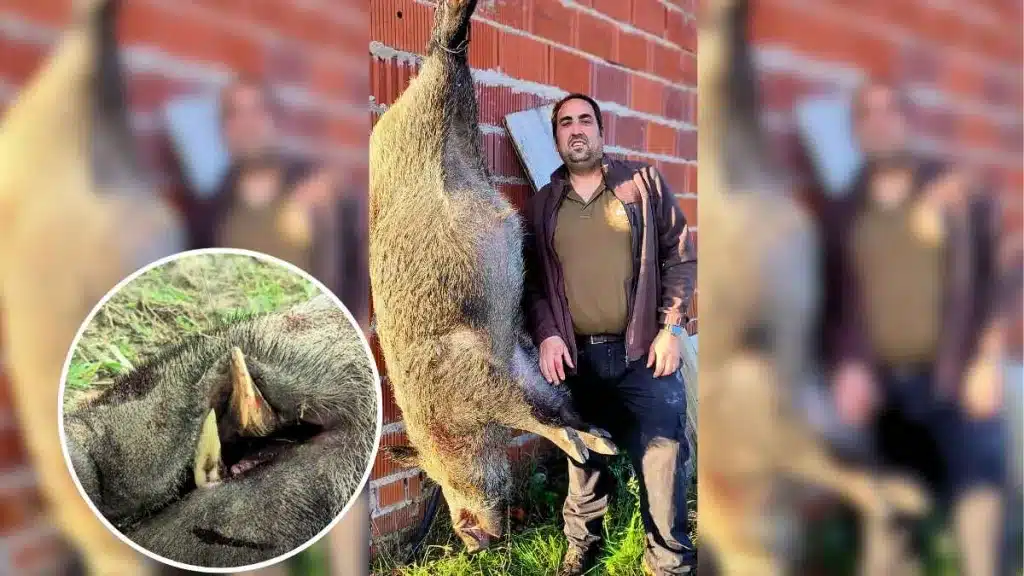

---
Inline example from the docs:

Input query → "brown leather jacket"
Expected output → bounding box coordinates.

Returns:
[523,158,697,365]
[823,157,1004,395]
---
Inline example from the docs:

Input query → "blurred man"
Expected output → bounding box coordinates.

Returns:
[523,93,697,576]
[186,78,337,272]
[826,81,1008,576]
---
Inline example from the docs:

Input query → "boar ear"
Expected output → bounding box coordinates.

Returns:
[382,445,420,468]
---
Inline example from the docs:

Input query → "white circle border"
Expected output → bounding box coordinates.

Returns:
[56,247,384,574]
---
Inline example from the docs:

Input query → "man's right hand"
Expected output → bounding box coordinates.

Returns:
[833,361,879,427]
[539,335,574,385]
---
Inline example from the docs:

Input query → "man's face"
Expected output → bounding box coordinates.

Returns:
[222,84,276,162]
[554,98,603,170]
[853,85,908,162]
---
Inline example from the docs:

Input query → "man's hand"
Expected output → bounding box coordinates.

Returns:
[963,355,1003,420]
[539,335,573,385]
[833,361,878,427]
[278,169,337,246]
[647,330,681,378]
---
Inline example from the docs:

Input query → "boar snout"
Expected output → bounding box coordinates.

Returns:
[453,507,503,553]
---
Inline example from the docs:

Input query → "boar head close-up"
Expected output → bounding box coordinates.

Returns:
[62,293,380,568]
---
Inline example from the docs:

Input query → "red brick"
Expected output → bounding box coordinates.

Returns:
[0,430,28,470]
[0,488,43,536]
[376,479,406,508]
[632,0,666,37]
[549,48,592,95]
[679,51,696,86]
[616,32,649,71]
[677,196,697,227]
[576,11,617,62]
[500,184,533,212]
[666,11,696,53]
[0,37,46,86]
[659,162,689,194]
[593,0,632,22]
[592,64,631,106]
[631,75,664,116]
[685,164,697,196]
[478,0,528,29]
[531,0,577,47]
[372,429,412,479]
[407,473,424,499]
[371,503,422,536]
[498,32,549,84]
[676,129,696,161]
[663,87,688,122]
[2,0,73,27]
[614,115,646,150]
[647,123,676,156]
[468,21,499,70]
[476,85,540,125]
[652,43,683,83]
[484,133,523,178]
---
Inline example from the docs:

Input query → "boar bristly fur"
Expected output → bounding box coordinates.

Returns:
[64,293,378,568]
[369,0,615,552]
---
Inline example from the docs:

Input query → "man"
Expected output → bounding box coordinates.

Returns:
[826,81,1009,576]
[185,78,337,273]
[523,93,697,575]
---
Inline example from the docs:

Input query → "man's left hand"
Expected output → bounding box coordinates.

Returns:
[963,354,1003,420]
[647,330,680,378]
[278,169,337,246]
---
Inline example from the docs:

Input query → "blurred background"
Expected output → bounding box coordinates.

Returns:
[698,0,1021,574]
[0,0,369,574]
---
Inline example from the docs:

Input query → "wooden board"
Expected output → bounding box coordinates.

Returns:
[503,103,560,193]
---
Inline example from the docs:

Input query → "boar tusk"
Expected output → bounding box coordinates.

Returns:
[194,409,222,488]
[229,347,274,436]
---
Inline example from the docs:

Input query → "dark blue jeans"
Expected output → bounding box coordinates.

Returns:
[874,369,1007,502]
[561,339,696,574]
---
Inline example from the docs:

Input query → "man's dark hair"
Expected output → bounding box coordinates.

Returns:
[551,93,604,137]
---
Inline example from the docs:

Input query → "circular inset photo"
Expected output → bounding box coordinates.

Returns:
[58,249,382,572]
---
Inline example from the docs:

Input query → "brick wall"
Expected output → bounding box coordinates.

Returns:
[367,0,698,549]
[745,0,1024,350]
[0,0,368,572]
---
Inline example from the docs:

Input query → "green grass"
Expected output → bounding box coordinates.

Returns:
[372,454,699,576]
[63,251,320,407]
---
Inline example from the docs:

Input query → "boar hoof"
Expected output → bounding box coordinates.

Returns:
[563,427,590,465]
[580,429,618,456]
[194,409,223,488]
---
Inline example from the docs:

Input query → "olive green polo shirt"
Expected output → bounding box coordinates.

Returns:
[553,184,634,336]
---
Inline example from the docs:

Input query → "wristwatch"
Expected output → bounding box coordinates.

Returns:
[664,323,684,337]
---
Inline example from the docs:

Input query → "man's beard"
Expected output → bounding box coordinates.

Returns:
[561,136,602,172]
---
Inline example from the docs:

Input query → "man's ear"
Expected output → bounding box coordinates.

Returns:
[382,445,420,468]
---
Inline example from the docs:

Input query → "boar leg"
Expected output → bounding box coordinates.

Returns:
[229,347,275,436]
[194,409,223,488]
[510,345,618,459]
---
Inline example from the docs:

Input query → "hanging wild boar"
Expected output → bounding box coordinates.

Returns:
[369,0,617,552]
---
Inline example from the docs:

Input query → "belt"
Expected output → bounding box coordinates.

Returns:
[576,333,624,345]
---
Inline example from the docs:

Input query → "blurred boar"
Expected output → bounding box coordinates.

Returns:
[0,0,183,574]
[697,1,929,574]
[369,0,617,552]
[63,293,379,568]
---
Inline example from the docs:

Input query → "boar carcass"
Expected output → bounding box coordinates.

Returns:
[63,293,379,568]
[0,0,183,574]
[368,0,617,552]
[697,1,929,574]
